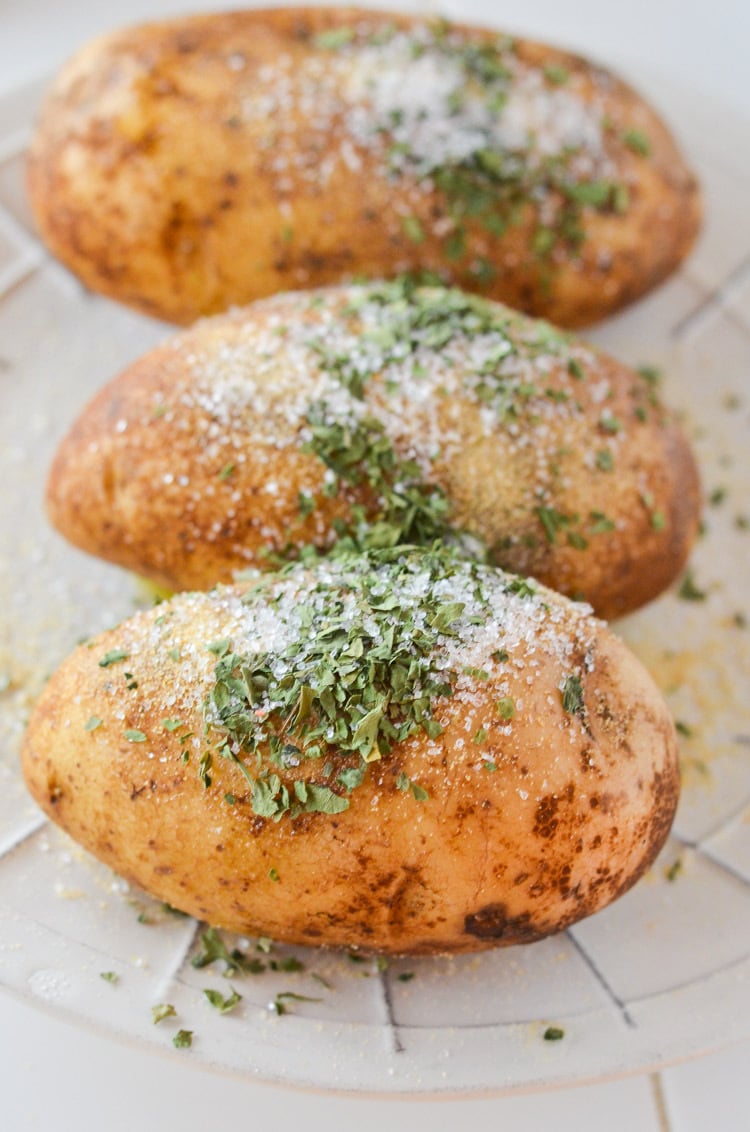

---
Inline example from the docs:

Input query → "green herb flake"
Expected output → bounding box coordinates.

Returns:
[218,463,235,481]
[565,180,617,208]
[98,648,129,668]
[536,505,578,545]
[162,903,189,918]
[162,718,183,732]
[337,765,366,792]
[443,227,467,261]
[622,129,651,156]
[678,570,707,602]
[505,577,536,599]
[561,674,585,717]
[173,1030,193,1049]
[532,226,556,257]
[473,727,488,745]
[298,491,315,519]
[665,858,682,882]
[543,63,569,85]
[595,449,613,472]
[311,972,334,990]
[396,771,428,800]
[302,784,350,814]
[124,729,147,743]
[588,511,615,535]
[471,256,497,285]
[100,971,119,984]
[206,638,232,657]
[543,1026,565,1041]
[599,414,621,435]
[639,490,665,531]
[545,387,569,403]
[203,987,242,1014]
[496,696,515,720]
[191,928,265,976]
[462,665,489,680]
[85,715,103,732]
[709,487,727,507]
[270,956,305,973]
[401,215,425,244]
[636,364,662,387]
[152,1003,176,1025]
[168,647,181,662]
[675,720,694,738]
[314,27,355,50]
[269,991,322,1016]
[397,972,416,982]
[268,867,280,882]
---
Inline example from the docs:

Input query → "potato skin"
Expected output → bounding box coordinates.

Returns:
[46,284,701,620]
[21,556,679,955]
[27,7,700,327]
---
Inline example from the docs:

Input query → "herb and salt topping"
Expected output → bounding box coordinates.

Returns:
[338,21,624,262]
[181,277,646,565]
[242,17,645,268]
[107,547,596,821]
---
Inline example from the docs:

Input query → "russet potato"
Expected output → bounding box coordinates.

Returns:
[27,7,701,326]
[22,549,679,954]
[46,281,701,619]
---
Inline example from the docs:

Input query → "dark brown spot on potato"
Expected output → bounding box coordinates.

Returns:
[534,793,560,838]
[464,903,542,943]
[47,774,63,804]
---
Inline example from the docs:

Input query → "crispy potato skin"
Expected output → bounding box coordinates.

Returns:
[27,8,701,327]
[45,288,701,620]
[22,584,679,955]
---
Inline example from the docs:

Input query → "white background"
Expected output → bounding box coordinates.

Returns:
[1,2,748,1128]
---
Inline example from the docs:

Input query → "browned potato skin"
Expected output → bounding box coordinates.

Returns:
[45,291,701,621]
[27,8,701,327]
[22,587,679,955]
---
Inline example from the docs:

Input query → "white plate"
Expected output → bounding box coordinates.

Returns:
[0,69,748,1096]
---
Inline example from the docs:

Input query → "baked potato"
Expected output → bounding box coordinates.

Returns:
[46,280,701,620]
[22,547,680,954]
[27,7,701,327]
